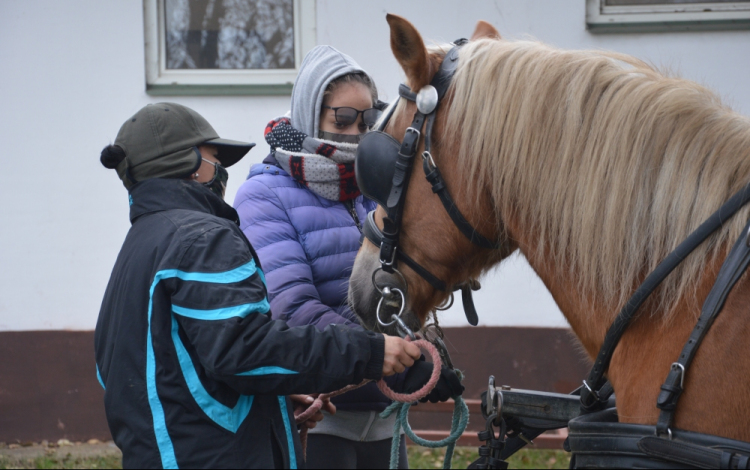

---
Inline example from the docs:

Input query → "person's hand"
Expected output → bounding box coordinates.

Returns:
[289,394,336,429]
[382,335,421,376]
[401,360,465,403]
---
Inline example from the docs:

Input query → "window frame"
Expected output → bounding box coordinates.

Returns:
[586,0,750,33]
[143,0,316,95]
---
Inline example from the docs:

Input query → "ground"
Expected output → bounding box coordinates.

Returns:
[0,441,570,469]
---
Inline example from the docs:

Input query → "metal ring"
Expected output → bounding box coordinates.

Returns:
[371,267,408,296]
[376,287,406,327]
[435,293,454,311]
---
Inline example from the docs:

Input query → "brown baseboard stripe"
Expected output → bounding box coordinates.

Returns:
[0,327,590,444]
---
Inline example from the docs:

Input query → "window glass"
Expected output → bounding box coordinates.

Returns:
[164,0,294,70]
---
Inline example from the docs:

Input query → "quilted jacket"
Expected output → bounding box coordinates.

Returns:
[233,156,403,411]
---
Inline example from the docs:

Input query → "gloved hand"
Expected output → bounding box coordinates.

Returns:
[400,358,465,403]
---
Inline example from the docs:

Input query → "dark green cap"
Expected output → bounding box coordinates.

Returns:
[112,102,254,189]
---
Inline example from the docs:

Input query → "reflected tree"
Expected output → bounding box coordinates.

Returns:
[165,0,294,70]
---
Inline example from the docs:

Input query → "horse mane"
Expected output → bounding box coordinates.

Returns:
[444,38,750,319]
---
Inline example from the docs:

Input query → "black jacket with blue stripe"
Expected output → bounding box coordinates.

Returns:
[95,178,385,469]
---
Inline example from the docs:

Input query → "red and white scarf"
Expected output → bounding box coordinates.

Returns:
[265,117,360,202]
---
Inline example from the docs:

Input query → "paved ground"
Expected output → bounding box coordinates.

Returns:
[0,441,121,460]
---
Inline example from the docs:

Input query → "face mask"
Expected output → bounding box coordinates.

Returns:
[202,160,228,200]
[318,130,365,144]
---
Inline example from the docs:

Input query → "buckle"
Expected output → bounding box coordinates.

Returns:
[670,363,685,388]
[582,379,599,401]
[379,243,398,267]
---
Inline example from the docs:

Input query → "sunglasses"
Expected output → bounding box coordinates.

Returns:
[322,106,383,128]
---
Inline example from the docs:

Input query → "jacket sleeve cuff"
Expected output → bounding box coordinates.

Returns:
[364,332,385,380]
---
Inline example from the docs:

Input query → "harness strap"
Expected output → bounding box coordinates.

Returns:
[379,111,427,272]
[580,181,750,412]
[656,215,750,436]
[423,156,501,250]
[638,436,750,469]
[364,211,449,292]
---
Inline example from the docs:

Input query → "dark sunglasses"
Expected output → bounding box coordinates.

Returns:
[322,106,383,128]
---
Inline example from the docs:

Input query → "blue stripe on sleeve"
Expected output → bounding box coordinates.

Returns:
[96,365,105,390]
[236,366,298,377]
[278,396,298,469]
[172,300,269,321]
[145,259,262,468]
[171,316,253,433]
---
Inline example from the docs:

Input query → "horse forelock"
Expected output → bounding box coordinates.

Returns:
[444,38,750,320]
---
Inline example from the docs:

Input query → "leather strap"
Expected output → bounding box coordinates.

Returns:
[364,211,449,292]
[580,181,750,412]
[423,156,501,249]
[638,436,750,469]
[379,111,426,272]
[656,215,750,436]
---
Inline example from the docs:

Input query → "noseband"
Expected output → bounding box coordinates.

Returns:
[356,39,501,331]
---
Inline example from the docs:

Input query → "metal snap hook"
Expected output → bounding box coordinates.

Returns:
[393,314,417,341]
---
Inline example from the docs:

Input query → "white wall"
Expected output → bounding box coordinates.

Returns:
[0,0,748,331]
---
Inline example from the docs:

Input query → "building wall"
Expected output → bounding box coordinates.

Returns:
[0,0,748,332]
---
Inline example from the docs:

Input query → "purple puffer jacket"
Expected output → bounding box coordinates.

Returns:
[233,156,404,412]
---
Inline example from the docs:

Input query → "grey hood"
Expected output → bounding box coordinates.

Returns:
[290,46,372,137]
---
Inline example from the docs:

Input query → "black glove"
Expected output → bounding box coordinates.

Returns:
[401,359,465,403]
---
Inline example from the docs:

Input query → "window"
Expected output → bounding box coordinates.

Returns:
[144,0,316,95]
[586,0,750,32]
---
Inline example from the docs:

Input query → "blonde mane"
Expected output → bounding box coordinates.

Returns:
[445,38,750,318]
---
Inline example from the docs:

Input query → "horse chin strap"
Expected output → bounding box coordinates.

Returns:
[364,39,500,329]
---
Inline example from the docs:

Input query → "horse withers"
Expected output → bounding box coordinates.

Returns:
[348,13,750,447]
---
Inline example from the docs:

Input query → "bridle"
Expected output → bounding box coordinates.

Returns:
[356,38,501,335]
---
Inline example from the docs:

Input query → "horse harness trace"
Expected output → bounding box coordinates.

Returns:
[356,38,500,336]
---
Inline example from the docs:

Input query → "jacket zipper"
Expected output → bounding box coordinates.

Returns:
[346,201,363,233]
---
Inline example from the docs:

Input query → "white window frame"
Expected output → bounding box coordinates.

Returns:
[586,0,750,32]
[143,0,316,95]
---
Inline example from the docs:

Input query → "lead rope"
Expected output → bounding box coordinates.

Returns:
[294,339,469,469]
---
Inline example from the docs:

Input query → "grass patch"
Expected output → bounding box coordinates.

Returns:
[0,454,122,469]
[406,446,570,469]
[0,447,568,468]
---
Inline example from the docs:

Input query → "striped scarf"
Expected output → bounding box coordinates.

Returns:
[265,117,360,202]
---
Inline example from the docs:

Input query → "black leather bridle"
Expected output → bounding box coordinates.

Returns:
[356,39,501,331]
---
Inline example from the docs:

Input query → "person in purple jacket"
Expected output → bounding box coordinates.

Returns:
[234,46,463,469]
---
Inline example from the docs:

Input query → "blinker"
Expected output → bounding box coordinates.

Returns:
[356,131,401,208]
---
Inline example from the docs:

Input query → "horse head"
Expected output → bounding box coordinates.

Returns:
[348,15,516,336]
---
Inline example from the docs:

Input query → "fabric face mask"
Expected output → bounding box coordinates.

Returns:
[202,159,228,200]
[318,130,365,144]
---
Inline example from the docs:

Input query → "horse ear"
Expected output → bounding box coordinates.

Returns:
[386,14,431,90]
[471,20,501,41]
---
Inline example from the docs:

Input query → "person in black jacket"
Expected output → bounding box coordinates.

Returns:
[95,103,423,469]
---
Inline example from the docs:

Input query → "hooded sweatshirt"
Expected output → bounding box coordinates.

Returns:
[290,45,369,139]
[234,47,406,424]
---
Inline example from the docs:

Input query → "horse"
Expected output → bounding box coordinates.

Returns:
[348,14,750,442]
